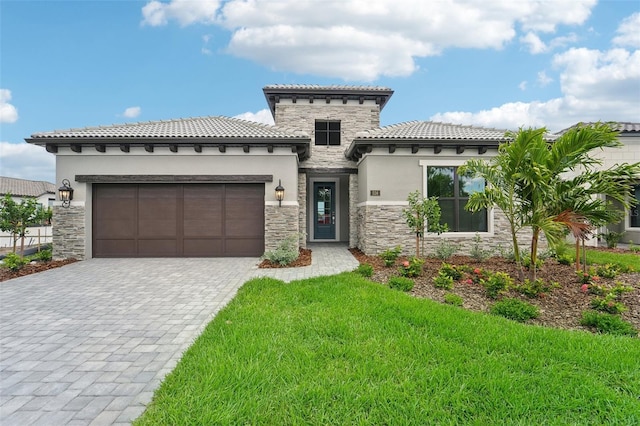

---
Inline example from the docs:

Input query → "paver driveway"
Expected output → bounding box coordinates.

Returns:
[0,257,258,425]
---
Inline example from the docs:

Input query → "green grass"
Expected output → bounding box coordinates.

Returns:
[580,248,640,272]
[135,273,640,425]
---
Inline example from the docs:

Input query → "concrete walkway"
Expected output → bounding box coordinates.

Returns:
[0,244,358,425]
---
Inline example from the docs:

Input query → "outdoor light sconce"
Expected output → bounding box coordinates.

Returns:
[58,179,74,208]
[275,179,285,207]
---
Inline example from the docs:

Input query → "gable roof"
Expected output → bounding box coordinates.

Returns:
[263,84,394,117]
[554,122,640,135]
[0,177,56,198]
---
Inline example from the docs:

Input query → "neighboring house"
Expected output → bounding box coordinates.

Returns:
[0,176,55,248]
[24,85,634,259]
[594,123,640,244]
[0,176,56,207]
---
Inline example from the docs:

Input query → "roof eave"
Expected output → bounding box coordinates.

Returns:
[345,138,504,161]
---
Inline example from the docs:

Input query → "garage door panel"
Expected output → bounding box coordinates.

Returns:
[138,239,177,256]
[225,238,264,256]
[183,239,223,256]
[94,239,137,257]
[94,183,264,257]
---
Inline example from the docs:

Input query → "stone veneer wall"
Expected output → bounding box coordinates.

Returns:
[349,174,359,247]
[52,205,86,260]
[275,102,379,169]
[297,173,307,248]
[357,204,545,256]
[264,204,300,253]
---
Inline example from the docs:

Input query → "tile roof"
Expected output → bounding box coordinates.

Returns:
[0,177,56,198]
[355,121,510,141]
[554,122,640,135]
[263,84,393,92]
[29,116,307,140]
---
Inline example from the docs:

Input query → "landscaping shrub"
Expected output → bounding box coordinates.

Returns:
[595,264,618,279]
[354,263,374,278]
[388,276,414,292]
[590,294,627,315]
[603,231,624,249]
[438,263,462,280]
[432,271,454,290]
[434,239,457,260]
[398,257,424,278]
[379,246,402,267]
[481,271,513,299]
[470,233,492,261]
[490,298,540,323]
[514,278,559,298]
[580,311,638,337]
[556,254,573,265]
[522,253,544,270]
[263,235,299,265]
[443,292,463,307]
[1,252,28,271]
[30,249,52,262]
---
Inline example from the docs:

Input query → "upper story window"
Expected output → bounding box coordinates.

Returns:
[630,184,640,228]
[315,120,341,146]
[427,166,487,232]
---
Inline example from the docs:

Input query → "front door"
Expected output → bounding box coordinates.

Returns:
[313,182,336,240]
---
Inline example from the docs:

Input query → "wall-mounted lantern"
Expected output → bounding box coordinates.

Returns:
[275,179,285,207]
[58,179,74,208]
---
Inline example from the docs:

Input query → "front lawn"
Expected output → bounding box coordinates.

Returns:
[135,274,640,425]
[581,248,640,272]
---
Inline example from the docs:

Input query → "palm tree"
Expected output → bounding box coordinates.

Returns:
[462,122,640,280]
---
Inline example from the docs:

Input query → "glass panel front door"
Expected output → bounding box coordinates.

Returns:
[313,182,336,239]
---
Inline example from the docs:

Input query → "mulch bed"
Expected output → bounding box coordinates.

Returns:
[349,248,640,334]
[0,258,78,282]
[258,248,312,268]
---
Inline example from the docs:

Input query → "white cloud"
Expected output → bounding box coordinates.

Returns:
[521,32,547,54]
[430,45,640,132]
[0,89,18,123]
[537,71,553,87]
[141,0,597,80]
[122,106,141,118]
[142,0,221,27]
[519,81,527,91]
[233,109,274,125]
[0,142,55,183]
[521,32,578,54]
[613,12,640,48]
[201,34,212,55]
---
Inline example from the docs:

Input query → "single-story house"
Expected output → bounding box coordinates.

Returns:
[25,85,639,259]
[0,176,55,248]
[596,123,640,244]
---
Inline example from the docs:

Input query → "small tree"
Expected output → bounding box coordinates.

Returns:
[0,194,42,256]
[402,190,447,257]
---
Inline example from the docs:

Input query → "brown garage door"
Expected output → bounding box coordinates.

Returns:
[93,183,264,257]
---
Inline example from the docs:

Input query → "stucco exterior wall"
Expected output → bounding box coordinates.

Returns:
[54,147,300,258]
[352,146,549,256]
[598,133,640,243]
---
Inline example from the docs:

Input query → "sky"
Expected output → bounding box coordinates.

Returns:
[1,0,639,184]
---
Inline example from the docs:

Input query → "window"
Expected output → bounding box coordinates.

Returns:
[427,166,487,232]
[315,120,341,145]
[631,184,640,228]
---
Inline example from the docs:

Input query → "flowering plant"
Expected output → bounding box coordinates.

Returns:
[399,257,424,278]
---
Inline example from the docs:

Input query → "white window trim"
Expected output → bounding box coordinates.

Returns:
[419,159,494,236]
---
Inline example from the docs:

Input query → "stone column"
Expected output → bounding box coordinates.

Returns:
[52,205,86,260]
[297,172,307,248]
[349,173,359,248]
[264,204,300,254]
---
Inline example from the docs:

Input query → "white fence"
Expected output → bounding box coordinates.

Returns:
[0,226,53,249]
